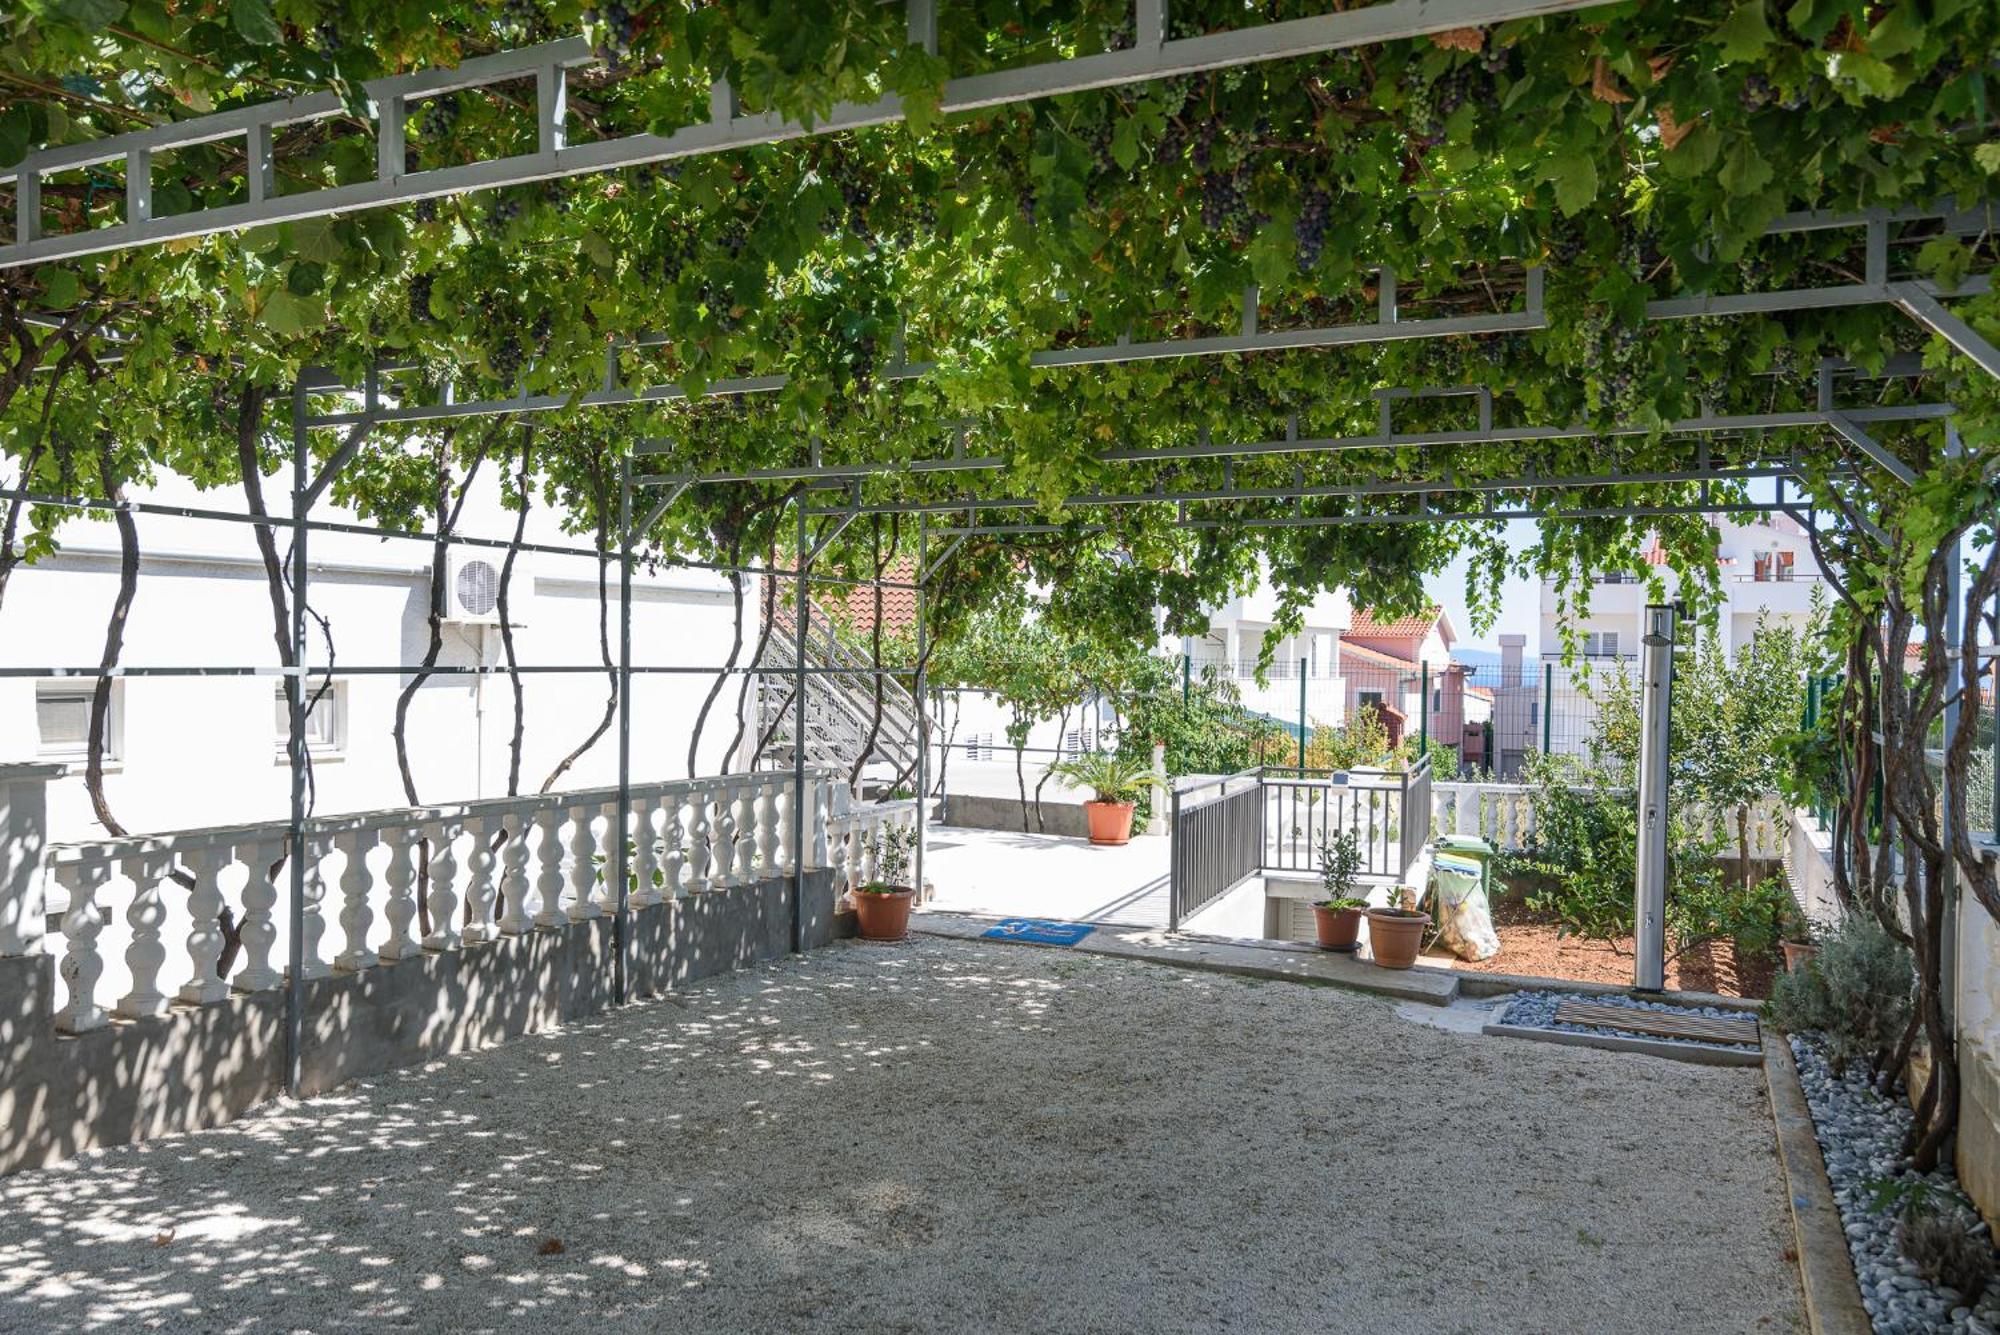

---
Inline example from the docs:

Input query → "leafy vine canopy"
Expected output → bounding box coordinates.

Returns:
[1,0,1996,644]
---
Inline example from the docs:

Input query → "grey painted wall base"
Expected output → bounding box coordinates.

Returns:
[1,869,839,1177]
[940,793,1093,840]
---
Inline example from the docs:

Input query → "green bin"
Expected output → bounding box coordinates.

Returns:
[1431,833,1496,902]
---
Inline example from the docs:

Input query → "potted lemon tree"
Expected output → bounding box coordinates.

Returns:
[852,822,918,941]
[1311,827,1367,952]
[1052,750,1152,846]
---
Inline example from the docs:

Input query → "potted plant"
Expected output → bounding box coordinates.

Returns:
[1311,828,1368,951]
[1365,882,1433,970]
[1052,750,1152,846]
[852,822,918,941]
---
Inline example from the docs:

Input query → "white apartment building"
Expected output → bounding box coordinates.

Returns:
[0,468,753,846]
[1184,580,1352,732]
[1487,514,1825,772]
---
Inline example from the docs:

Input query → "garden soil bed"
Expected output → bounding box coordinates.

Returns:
[1423,899,1780,999]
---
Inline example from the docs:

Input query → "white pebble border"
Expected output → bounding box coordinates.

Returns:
[1498,989,1755,1055]
[1788,1034,2000,1335]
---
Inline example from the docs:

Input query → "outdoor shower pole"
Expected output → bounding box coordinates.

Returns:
[1634,603,1677,993]
[613,453,632,1005]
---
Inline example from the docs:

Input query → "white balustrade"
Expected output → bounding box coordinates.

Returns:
[33,769,847,1033]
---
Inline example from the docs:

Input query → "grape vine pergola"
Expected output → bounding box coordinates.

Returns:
[2,0,1998,1161]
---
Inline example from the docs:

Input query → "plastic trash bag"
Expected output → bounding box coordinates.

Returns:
[1430,852,1500,962]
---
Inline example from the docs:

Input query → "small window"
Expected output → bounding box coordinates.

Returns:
[36,681,117,761]
[276,678,344,755]
[1359,690,1383,708]
[1581,631,1621,658]
[1432,689,1443,711]
[1528,702,1540,726]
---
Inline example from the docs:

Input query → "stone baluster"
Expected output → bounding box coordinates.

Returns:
[377,826,422,961]
[630,795,661,909]
[566,802,601,921]
[498,814,534,934]
[534,805,568,928]
[52,858,112,1032]
[771,779,792,874]
[710,784,737,888]
[661,794,687,899]
[462,815,499,944]
[734,783,759,882]
[296,833,332,980]
[600,799,624,911]
[178,844,234,1003]
[115,848,175,1019]
[422,818,463,950]
[687,788,713,892]
[232,839,284,989]
[809,777,830,872]
[334,830,378,972]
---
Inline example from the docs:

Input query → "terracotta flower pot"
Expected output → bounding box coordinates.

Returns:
[1364,908,1432,970]
[1781,940,1817,974]
[1311,904,1365,951]
[1083,800,1135,846]
[852,887,916,941]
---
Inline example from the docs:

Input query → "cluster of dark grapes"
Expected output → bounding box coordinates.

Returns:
[849,329,879,394]
[582,1,637,66]
[1404,78,1445,148]
[1156,120,1186,163]
[1200,168,1264,240]
[500,0,542,40]
[486,192,524,229]
[837,172,872,238]
[1482,33,1512,76]
[1479,331,1531,367]
[1294,188,1331,273]
[413,197,438,224]
[1192,121,1220,170]
[1017,183,1038,226]
[1740,72,1775,111]
[407,272,435,324]
[697,281,737,332]
[1546,226,1586,265]
[313,20,343,52]
[542,180,572,215]
[418,95,460,141]
[1737,254,1773,294]
[719,223,748,259]
[1596,324,1644,414]
[658,227,696,285]
[1084,120,1117,174]
[491,334,525,385]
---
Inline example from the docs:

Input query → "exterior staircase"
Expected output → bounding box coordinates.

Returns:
[755,602,923,790]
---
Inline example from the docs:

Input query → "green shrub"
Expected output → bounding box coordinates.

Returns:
[1766,914,1913,1072]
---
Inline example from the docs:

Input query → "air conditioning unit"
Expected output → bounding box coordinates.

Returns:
[442,551,505,625]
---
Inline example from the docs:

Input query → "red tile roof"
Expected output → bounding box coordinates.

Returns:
[1341,640,1421,671]
[811,557,919,636]
[1347,606,1442,639]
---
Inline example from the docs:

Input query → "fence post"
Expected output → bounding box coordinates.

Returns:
[1168,784,1182,931]
[1297,657,1307,770]
[1419,660,1430,750]
[1183,651,1191,705]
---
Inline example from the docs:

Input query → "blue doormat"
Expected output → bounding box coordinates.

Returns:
[982,918,1096,946]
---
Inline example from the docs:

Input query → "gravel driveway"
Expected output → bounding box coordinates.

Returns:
[0,937,1804,1334]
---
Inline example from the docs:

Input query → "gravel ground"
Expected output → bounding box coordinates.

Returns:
[1501,989,1759,1055]
[1789,1035,2000,1334]
[0,938,1804,1335]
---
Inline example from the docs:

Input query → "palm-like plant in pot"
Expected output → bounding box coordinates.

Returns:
[1311,828,1367,952]
[852,821,918,941]
[1366,880,1432,970]
[1052,750,1151,846]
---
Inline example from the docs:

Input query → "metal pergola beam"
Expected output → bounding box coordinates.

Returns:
[0,0,1614,270]
[1890,282,2000,382]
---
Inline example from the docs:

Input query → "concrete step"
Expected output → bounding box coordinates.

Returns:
[914,912,1460,1006]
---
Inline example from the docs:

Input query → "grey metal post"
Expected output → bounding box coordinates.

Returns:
[914,516,929,906]
[1940,422,1963,1027]
[1634,603,1677,992]
[1297,658,1307,770]
[790,500,808,954]
[1419,659,1430,750]
[285,383,310,1095]
[1167,783,1182,931]
[1541,661,1553,754]
[613,452,632,1004]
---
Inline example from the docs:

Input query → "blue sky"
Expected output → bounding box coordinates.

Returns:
[1421,520,1542,653]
